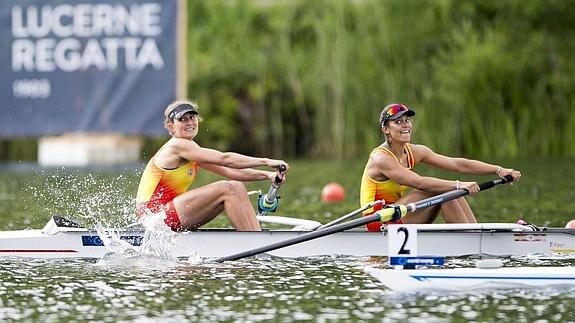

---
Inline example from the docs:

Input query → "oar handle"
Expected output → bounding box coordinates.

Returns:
[258,164,288,213]
[266,164,287,201]
[402,175,514,216]
[479,174,513,191]
[273,164,287,185]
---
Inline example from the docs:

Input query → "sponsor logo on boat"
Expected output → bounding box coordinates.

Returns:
[548,241,567,249]
[82,235,143,247]
[513,233,547,242]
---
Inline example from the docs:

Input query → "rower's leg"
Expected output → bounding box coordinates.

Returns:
[396,190,440,224]
[172,180,261,231]
[220,181,261,231]
[440,198,477,223]
[456,198,476,222]
[401,206,440,224]
[397,191,476,224]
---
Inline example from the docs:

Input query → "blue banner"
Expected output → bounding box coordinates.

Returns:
[0,0,179,136]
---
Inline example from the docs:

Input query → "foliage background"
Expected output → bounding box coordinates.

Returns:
[2,0,574,160]
[188,0,575,159]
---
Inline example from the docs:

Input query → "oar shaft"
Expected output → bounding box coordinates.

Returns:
[315,200,383,230]
[216,175,514,262]
[410,176,511,211]
[215,211,390,262]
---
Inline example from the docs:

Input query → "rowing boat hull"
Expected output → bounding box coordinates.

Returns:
[1,223,574,259]
[365,266,575,292]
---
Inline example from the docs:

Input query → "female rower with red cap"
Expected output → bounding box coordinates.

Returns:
[136,100,288,232]
[360,103,521,231]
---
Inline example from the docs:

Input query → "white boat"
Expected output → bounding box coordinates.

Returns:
[365,266,575,293]
[0,215,574,259]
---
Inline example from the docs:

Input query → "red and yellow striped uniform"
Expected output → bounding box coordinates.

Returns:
[136,156,197,230]
[360,144,415,231]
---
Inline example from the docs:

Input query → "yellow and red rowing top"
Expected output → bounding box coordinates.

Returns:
[360,144,415,231]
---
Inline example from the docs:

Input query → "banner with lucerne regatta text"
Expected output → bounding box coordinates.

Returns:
[0,0,181,136]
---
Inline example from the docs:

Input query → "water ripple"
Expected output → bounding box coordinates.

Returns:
[2,256,575,322]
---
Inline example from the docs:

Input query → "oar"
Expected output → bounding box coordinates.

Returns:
[215,175,513,262]
[314,200,385,230]
[258,164,287,215]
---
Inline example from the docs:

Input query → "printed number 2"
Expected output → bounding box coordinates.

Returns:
[397,227,411,254]
[388,225,418,257]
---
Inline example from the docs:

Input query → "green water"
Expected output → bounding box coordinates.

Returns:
[1,158,575,322]
[1,256,574,322]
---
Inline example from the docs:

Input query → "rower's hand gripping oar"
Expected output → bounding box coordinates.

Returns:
[408,174,513,210]
[257,164,287,215]
[215,175,513,262]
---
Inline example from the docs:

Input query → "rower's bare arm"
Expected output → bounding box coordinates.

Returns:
[414,144,518,180]
[372,149,461,193]
[200,163,275,181]
[174,139,284,169]
[414,145,466,173]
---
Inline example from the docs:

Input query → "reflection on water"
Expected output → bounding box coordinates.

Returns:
[1,256,575,322]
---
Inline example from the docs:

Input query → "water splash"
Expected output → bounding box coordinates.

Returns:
[186,250,206,265]
[21,168,199,265]
[96,211,180,267]
[138,212,179,260]
[25,169,136,228]
[95,224,140,262]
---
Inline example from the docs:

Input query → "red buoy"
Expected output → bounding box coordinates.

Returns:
[321,182,346,203]
[565,219,575,229]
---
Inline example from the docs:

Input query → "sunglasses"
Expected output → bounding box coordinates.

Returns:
[382,104,409,124]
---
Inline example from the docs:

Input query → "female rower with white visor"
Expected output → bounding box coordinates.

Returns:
[136,100,288,231]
